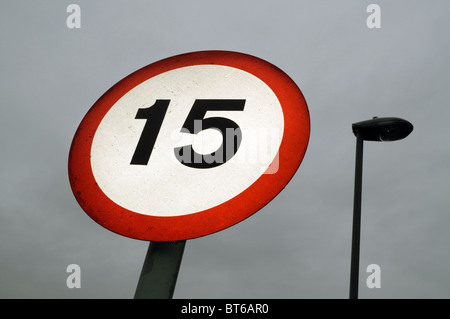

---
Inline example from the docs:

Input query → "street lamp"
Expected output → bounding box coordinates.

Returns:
[349,117,413,299]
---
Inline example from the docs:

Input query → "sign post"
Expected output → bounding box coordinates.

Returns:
[134,241,186,299]
[68,50,310,298]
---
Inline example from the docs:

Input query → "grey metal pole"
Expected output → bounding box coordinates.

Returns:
[350,133,363,299]
[134,240,186,299]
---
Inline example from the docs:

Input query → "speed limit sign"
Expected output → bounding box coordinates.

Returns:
[68,50,310,241]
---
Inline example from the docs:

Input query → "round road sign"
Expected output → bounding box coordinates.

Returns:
[68,50,310,241]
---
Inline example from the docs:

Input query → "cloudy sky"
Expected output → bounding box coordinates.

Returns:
[1,1,449,299]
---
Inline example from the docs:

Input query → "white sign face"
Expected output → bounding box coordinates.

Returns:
[90,65,284,217]
[68,51,310,241]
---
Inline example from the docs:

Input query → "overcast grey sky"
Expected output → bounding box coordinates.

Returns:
[1,1,449,299]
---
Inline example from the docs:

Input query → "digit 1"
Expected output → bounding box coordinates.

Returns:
[130,100,170,165]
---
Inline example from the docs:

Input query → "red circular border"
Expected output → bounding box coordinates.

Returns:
[68,51,310,241]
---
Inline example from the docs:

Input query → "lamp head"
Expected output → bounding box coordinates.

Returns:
[352,117,413,142]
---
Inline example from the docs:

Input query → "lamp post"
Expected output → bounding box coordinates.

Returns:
[349,117,413,299]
